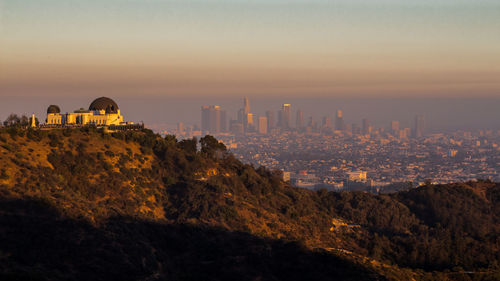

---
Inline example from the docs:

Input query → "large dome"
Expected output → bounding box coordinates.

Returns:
[89,97,119,113]
[47,105,61,114]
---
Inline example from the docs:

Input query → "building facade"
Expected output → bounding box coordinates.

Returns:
[46,97,126,126]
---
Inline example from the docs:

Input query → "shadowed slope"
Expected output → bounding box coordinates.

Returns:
[0,198,384,281]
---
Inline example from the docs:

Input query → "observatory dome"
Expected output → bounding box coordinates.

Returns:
[89,97,119,114]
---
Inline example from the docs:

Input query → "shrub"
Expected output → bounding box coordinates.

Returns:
[1,144,13,152]
[48,133,60,147]
[0,168,8,180]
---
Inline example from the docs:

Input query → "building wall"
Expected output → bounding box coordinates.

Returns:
[258,116,267,134]
[46,110,123,126]
[47,113,62,125]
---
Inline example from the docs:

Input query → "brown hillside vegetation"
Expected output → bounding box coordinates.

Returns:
[0,127,499,281]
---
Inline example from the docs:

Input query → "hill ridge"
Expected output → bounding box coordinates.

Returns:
[1,127,499,280]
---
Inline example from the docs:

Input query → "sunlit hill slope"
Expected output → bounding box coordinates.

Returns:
[0,127,499,281]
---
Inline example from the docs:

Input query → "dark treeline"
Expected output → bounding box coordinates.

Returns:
[2,113,39,127]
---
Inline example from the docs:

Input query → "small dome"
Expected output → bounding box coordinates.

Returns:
[47,105,61,114]
[89,97,119,114]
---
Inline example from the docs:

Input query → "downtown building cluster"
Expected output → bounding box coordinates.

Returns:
[199,98,297,135]
[190,97,426,139]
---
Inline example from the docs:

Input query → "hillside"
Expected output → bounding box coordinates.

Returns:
[0,127,499,281]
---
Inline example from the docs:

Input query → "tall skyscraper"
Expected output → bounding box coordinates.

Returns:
[220,110,227,132]
[400,128,410,139]
[296,110,304,130]
[279,104,291,130]
[322,116,332,128]
[230,120,244,135]
[308,116,314,127]
[266,110,275,129]
[239,97,253,132]
[201,105,211,132]
[243,97,250,115]
[307,116,317,131]
[237,108,245,124]
[413,115,425,138]
[177,122,184,134]
[246,113,254,132]
[335,110,344,131]
[258,116,268,134]
[210,105,221,133]
[391,120,400,134]
[362,118,370,135]
[201,105,221,134]
[352,123,360,135]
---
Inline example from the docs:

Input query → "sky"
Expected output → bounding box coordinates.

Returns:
[1,0,500,98]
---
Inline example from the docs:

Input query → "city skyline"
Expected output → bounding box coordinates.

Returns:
[2,96,500,133]
[200,97,423,137]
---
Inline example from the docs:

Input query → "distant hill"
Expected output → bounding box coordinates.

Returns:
[0,126,499,281]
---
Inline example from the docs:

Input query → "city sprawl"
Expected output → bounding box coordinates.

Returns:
[171,98,500,193]
[220,130,500,192]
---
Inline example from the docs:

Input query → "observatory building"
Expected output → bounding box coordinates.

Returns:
[45,97,127,126]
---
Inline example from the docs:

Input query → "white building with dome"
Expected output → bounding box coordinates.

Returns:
[45,97,128,127]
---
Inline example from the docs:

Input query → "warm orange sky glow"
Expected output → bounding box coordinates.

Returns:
[1,0,499,97]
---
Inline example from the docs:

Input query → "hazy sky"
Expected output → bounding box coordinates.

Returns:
[1,0,500,98]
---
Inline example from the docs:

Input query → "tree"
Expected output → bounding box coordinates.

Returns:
[179,137,198,154]
[20,115,29,126]
[164,134,177,146]
[3,114,30,127]
[199,135,226,158]
[3,113,21,126]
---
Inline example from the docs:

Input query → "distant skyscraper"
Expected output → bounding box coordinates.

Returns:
[258,116,268,134]
[177,122,184,134]
[220,110,227,132]
[266,110,275,129]
[237,108,245,124]
[230,120,244,135]
[246,113,254,132]
[335,110,344,131]
[413,115,425,138]
[352,123,360,135]
[201,105,221,134]
[391,120,400,134]
[210,105,221,133]
[307,116,317,131]
[296,110,304,130]
[400,128,410,139]
[201,105,210,132]
[362,118,370,135]
[322,116,332,128]
[239,97,253,132]
[279,104,291,130]
[243,97,250,115]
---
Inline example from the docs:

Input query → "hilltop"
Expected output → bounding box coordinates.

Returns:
[0,127,499,281]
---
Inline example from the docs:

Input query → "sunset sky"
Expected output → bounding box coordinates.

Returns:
[1,0,500,98]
